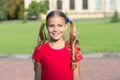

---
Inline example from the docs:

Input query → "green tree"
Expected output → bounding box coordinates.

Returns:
[26,1,48,20]
[18,0,24,19]
[110,11,120,23]
[7,0,24,19]
[37,1,48,18]
[0,0,8,20]
[0,0,24,20]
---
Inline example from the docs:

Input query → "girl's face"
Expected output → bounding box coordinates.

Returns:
[47,16,67,41]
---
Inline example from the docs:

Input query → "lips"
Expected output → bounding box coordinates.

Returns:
[52,33,60,37]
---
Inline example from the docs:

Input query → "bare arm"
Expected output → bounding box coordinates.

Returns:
[73,61,81,80]
[34,61,42,80]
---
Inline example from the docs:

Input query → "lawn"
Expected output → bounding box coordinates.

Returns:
[0,20,120,54]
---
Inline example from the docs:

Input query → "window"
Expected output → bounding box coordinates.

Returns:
[70,0,75,10]
[83,0,88,9]
[96,0,102,10]
[57,0,62,10]
[110,0,115,9]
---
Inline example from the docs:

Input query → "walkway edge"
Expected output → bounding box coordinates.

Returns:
[0,53,120,59]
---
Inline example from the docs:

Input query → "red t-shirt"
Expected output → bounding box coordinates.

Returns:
[32,42,83,80]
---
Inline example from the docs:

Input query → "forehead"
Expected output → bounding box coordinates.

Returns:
[47,16,66,24]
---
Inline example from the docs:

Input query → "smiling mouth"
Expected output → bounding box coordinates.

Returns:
[52,32,62,36]
[52,33,60,36]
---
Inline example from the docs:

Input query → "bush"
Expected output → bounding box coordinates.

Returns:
[26,13,37,20]
[22,17,27,23]
[110,11,120,23]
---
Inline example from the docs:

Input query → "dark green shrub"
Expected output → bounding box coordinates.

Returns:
[110,11,120,23]
[22,17,27,23]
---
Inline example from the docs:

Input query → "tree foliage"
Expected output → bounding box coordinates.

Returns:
[7,0,24,19]
[37,1,48,14]
[26,1,48,20]
[0,0,24,20]
[110,11,120,23]
[0,0,8,20]
[26,1,38,15]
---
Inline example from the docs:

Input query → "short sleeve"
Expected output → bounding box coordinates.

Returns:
[75,48,83,62]
[32,46,41,62]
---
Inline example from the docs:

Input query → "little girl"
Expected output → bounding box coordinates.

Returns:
[32,10,83,80]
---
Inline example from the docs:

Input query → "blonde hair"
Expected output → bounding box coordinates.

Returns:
[68,20,81,70]
[37,23,46,45]
[37,10,81,70]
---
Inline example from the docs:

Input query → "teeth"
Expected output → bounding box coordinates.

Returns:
[53,33,58,35]
[53,33,59,36]
[54,34,57,35]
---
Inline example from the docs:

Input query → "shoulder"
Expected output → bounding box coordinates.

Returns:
[65,42,81,52]
[35,42,49,51]
[65,42,71,51]
[65,42,83,61]
[32,42,49,62]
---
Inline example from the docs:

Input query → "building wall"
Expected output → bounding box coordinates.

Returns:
[24,0,120,19]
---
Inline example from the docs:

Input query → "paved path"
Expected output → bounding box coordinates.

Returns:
[81,58,120,80]
[0,54,120,80]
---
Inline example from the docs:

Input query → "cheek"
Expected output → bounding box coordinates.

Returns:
[47,27,53,32]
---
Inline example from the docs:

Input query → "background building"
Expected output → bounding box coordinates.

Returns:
[25,0,120,19]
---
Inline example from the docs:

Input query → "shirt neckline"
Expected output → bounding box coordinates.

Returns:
[47,42,66,51]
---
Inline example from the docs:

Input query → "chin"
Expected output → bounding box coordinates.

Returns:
[51,36,62,41]
[52,37,61,41]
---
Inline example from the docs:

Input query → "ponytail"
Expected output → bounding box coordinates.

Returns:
[67,20,81,70]
[37,23,46,46]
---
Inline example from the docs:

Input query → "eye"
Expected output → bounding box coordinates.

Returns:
[48,24,54,27]
[58,24,64,27]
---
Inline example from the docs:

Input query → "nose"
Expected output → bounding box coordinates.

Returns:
[53,26,58,31]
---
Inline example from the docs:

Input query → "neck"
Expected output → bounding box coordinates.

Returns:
[49,38,65,49]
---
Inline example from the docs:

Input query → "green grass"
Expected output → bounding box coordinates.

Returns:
[0,21,40,54]
[75,22,120,53]
[0,20,120,54]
